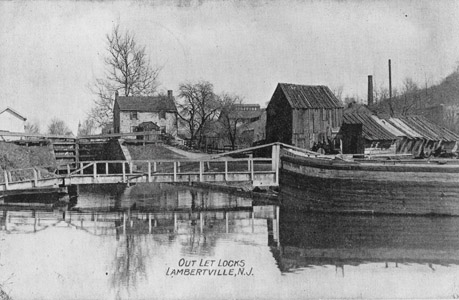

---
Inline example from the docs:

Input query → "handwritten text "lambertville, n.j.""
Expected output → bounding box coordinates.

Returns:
[166,258,254,277]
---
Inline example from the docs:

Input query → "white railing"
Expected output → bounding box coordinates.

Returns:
[63,157,276,183]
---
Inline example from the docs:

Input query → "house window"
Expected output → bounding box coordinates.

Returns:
[130,112,138,120]
[159,111,166,119]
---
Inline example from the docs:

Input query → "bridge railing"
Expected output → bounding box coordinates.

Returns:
[58,157,275,182]
[1,166,58,188]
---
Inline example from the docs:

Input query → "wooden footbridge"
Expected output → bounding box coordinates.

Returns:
[0,143,284,192]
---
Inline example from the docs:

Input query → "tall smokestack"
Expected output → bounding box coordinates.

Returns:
[388,59,392,99]
[367,75,373,106]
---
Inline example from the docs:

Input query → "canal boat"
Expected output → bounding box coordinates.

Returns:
[280,149,459,215]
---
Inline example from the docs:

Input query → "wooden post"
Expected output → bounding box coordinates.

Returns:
[274,220,279,246]
[173,162,177,182]
[148,162,152,182]
[67,164,71,175]
[105,162,109,175]
[271,144,278,171]
[33,169,38,187]
[199,161,204,182]
[94,213,98,235]
[93,162,97,179]
[4,171,8,190]
[225,211,229,234]
[80,163,84,175]
[272,144,280,186]
[200,212,203,234]
[224,160,228,182]
[148,213,152,234]
[122,162,126,182]
[34,212,37,232]
[4,211,8,231]
[174,213,177,232]
[129,162,133,174]
[251,211,255,233]
[153,162,157,173]
[123,212,126,234]
[250,158,254,182]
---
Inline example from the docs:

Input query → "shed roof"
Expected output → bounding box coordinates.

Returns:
[343,112,397,141]
[116,95,177,112]
[371,116,406,137]
[396,116,459,142]
[386,118,424,139]
[278,83,343,109]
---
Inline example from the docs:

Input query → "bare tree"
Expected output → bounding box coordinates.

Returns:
[399,77,419,116]
[24,121,40,134]
[47,118,73,136]
[176,81,222,147]
[331,85,344,103]
[88,24,161,128]
[78,118,97,136]
[218,93,245,149]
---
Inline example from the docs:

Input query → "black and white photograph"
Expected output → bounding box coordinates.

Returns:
[1,0,459,299]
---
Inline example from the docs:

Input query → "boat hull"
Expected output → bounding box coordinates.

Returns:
[280,155,459,215]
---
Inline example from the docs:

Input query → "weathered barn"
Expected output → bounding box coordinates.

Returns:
[266,83,343,149]
[113,90,178,136]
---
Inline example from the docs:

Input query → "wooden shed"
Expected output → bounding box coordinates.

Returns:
[266,83,343,149]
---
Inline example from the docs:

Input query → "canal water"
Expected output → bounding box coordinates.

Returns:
[1,183,459,299]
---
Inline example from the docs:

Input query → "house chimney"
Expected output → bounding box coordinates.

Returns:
[115,90,119,99]
[167,90,173,98]
[367,75,373,106]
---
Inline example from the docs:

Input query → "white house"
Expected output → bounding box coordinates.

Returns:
[113,90,178,136]
[0,107,27,133]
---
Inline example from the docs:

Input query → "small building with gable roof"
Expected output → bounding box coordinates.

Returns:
[0,107,27,133]
[265,83,344,149]
[113,90,178,136]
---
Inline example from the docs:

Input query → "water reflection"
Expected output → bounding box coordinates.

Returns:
[1,184,459,299]
[276,210,459,272]
[110,234,149,299]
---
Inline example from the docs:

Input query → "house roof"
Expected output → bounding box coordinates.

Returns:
[227,109,263,120]
[116,95,177,112]
[0,107,27,121]
[278,83,343,109]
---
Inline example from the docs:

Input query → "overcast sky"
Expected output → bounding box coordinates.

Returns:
[1,0,459,133]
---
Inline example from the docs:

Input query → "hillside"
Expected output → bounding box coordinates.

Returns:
[372,69,459,132]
